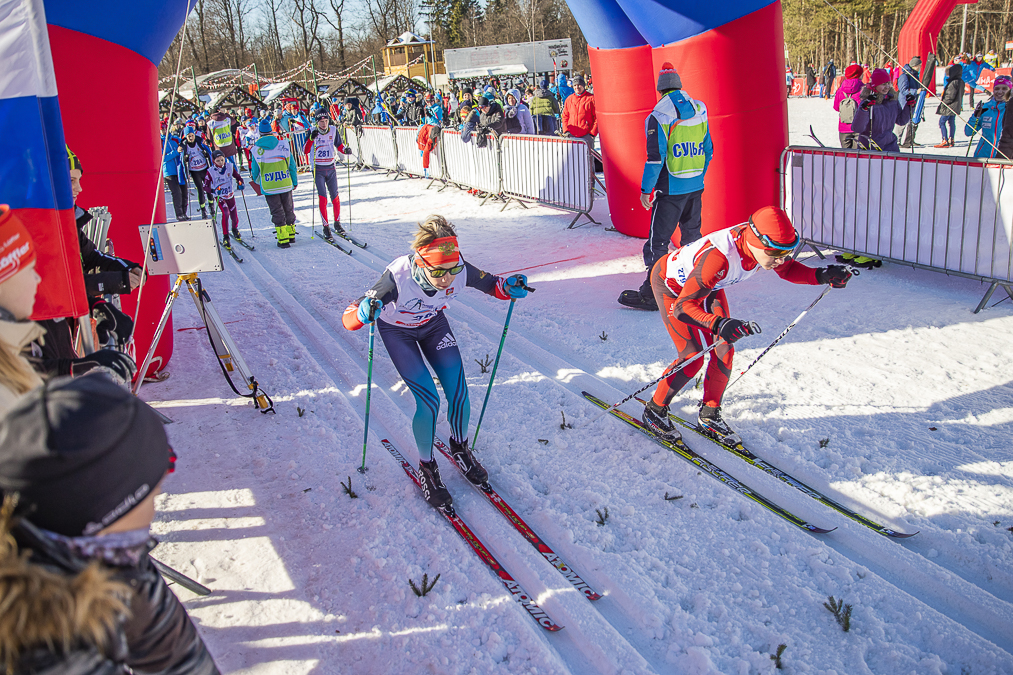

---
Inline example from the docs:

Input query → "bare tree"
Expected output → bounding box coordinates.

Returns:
[324,0,347,68]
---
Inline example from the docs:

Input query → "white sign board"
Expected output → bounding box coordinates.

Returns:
[444,39,572,79]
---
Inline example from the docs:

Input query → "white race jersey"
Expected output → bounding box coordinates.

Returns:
[375,255,468,328]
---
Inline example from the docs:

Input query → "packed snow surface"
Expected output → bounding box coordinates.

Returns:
[146,97,1013,674]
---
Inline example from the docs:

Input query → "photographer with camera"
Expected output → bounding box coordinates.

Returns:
[851,68,913,154]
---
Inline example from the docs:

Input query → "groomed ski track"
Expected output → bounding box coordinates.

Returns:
[150,166,1013,673]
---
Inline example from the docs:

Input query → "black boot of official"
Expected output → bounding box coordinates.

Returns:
[448,437,488,485]
[418,458,453,510]
[642,399,681,441]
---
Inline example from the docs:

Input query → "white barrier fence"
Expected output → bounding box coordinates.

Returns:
[344,124,595,223]
[440,129,501,195]
[500,135,593,214]
[358,126,398,171]
[782,146,1013,312]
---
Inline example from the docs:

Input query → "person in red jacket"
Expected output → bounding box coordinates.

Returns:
[642,206,853,445]
[560,74,597,142]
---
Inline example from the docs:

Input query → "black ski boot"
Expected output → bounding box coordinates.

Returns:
[332,221,346,236]
[200,205,209,220]
[698,404,741,445]
[221,235,231,249]
[232,227,242,240]
[418,458,453,510]
[322,225,332,239]
[448,437,488,485]
[642,399,681,441]
[618,289,659,311]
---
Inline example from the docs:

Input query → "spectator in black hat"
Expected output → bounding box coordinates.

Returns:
[476,95,505,144]
[0,373,220,674]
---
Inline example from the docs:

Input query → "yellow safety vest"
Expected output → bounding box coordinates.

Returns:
[663,100,708,179]
[210,118,233,148]
[255,143,293,195]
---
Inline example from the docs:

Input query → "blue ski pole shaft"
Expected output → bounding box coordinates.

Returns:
[472,299,515,450]
[359,303,378,473]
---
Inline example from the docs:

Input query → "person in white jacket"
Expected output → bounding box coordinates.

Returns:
[504,88,535,134]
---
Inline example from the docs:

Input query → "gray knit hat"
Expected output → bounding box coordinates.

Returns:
[657,62,682,92]
[910,56,922,67]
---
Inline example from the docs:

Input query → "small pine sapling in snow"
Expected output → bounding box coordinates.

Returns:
[599,330,608,342]
[475,354,492,373]
[824,595,852,632]
[341,476,358,498]
[297,406,306,417]
[560,411,573,430]
[537,439,549,445]
[595,507,609,526]
[819,437,830,448]
[664,492,683,501]
[770,644,787,669]
[409,572,441,597]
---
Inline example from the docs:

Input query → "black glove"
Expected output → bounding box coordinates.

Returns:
[860,95,877,111]
[70,349,137,382]
[905,94,917,107]
[341,146,353,155]
[974,101,985,117]
[815,265,853,288]
[309,129,319,140]
[714,318,758,344]
[92,302,134,348]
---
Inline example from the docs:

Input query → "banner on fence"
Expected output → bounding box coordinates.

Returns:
[500,135,592,213]
[783,146,1013,286]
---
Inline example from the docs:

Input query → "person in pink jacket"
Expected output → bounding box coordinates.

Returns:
[833,64,865,148]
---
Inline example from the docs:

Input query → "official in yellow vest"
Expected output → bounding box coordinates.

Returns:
[250,118,299,248]
[208,108,242,170]
[618,62,714,311]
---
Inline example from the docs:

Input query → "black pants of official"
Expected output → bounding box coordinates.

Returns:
[639,190,704,296]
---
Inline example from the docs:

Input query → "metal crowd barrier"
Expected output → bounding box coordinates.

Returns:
[440,129,501,195]
[288,128,311,173]
[342,124,598,223]
[393,126,446,180]
[358,126,398,171]
[782,145,1013,312]
[500,134,595,226]
[342,125,362,160]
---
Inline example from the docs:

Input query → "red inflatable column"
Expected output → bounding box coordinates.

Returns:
[48,26,173,377]
[651,1,788,234]
[588,44,657,237]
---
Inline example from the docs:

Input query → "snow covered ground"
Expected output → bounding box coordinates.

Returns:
[145,99,1013,674]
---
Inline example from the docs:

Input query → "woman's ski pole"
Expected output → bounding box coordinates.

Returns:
[359,300,379,474]
[240,189,255,238]
[725,286,832,391]
[472,283,536,449]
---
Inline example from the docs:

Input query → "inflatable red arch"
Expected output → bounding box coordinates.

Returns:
[0,0,955,375]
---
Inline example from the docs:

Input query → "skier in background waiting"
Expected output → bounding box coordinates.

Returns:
[963,53,995,108]
[341,215,529,510]
[619,63,711,312]
[641,206,853,444]
[179,125,216,220]
[302,111,353,240]
[202,149,245,249]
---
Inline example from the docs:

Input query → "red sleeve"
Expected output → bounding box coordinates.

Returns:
[773,259,820,285]
[342,301,364,330]
[673,246,730,331]
[302,136,313,155]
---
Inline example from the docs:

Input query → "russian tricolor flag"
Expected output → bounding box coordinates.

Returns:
[0,0,88,320]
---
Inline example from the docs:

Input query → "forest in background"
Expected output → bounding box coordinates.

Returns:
[158,1,1013,86]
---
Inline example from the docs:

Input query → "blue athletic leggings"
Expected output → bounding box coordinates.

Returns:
[378,311,469,461]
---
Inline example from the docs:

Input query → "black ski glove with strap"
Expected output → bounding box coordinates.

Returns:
[815,265,853,288]
[713,318,758,344]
